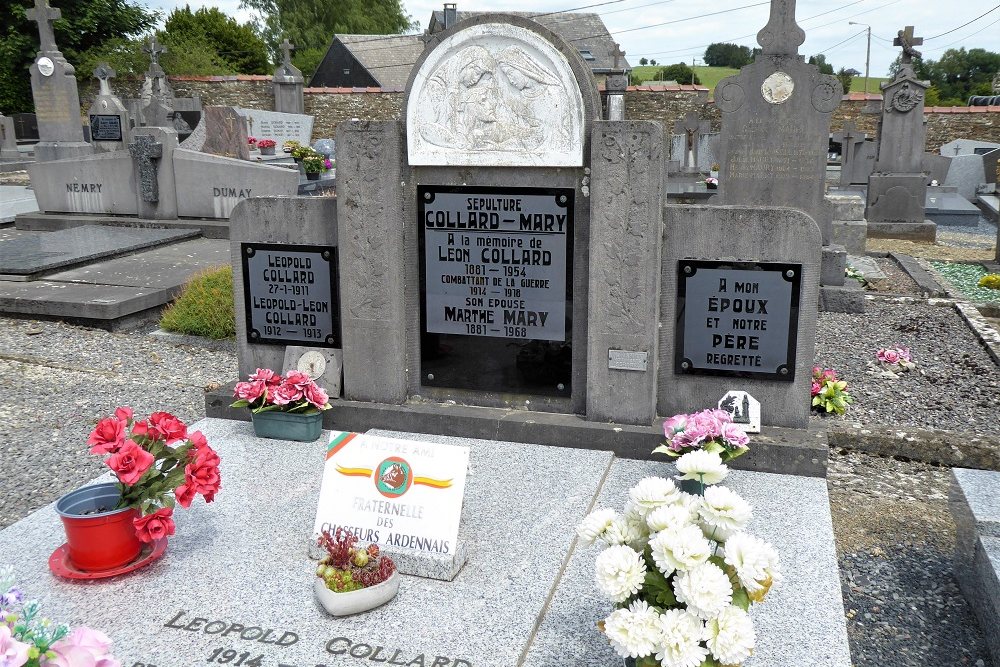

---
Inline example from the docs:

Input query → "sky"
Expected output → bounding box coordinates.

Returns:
[143,0,1000,79]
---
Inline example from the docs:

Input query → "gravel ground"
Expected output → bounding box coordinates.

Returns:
[866,216,997,262]
[812,299,1000,431]
[866,256,923,295]
[0,309,996,666]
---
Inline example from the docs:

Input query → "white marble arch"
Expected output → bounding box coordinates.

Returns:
[406,22,586,167]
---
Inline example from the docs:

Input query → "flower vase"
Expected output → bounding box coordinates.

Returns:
[306,172,320,181]
[710,170,719,179]
[251,410,323,441]
[705,182,718,190]
[314,572,400,616]
[55,483,142,571]
[260,146,275,155]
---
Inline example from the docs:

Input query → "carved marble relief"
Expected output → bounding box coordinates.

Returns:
[407,23,585,166]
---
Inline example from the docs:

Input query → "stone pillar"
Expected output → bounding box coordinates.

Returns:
[336,121,407,404]
[129,127,178,219]
[604,73,627,121]
[0,115,18,160]
[586,121,664,425]
[26,0,92,162]
[273,39,305,115]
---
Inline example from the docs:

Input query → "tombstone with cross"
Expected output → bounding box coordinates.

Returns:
[672,111,710,172]
[88,62,132,152]
[832,122,868,187]
[26,0,91,160]
[273,38,305,114]
[604,42,629,120]
[865,26,933,235]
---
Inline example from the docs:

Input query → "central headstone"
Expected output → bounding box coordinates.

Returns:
[273,38,305,115]
[87,63,131,153]
[865,26,936,241]
[26,0,92,161]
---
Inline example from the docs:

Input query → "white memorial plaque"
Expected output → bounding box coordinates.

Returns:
[313,432,470,557]
[718,390,761,433]
[608,349,648,371]
[36,57,55,77]
[761,71,794,104]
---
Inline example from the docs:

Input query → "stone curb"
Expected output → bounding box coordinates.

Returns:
[953,302,1000,366]
[890,252,949,296]
[827,423,1000,471]
[148,329,236,352]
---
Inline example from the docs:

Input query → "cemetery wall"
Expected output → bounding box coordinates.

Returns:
[74,78,1000,149]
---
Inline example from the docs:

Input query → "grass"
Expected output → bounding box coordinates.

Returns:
[159,266,236,339]
[929,261,1000,303]
[630,65,887,97]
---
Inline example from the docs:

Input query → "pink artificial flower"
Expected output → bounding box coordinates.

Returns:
[133,507,175,544]
[130,421,150,439]
[113,406,133,422]
[877,348,901,364]
[324,158,333,169]
[234,380,266,403]
[250,368,281,385]
[822,369,837,382]
[687,409,726,441]
[87,418,126,455]
[663,413,688,436]
[811,381,822,397]
[174,481,197,509]
[187,430,209,450]
[283,370,312,391]
[304,382,329,410]
[148,412,187,444]
[271,383,303,406]
[721,422,750,448]
[898,347,912,362]
[0,625,30,667]
[105,440,154,486]
[42,626,120,667]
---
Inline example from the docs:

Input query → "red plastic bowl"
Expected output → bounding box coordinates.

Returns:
[55,483,142,571]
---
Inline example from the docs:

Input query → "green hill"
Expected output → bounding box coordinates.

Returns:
[630,64,887,97]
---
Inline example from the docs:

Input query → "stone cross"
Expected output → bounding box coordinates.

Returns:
[129,135,162,203]
[279,39,295,68]
[832,122,864,186]
[26,0,61,54]
[143,37,167,68]
[94,63,115,96]
[894,26,923,64]
[757,0,805,56]
[611,42,626,71]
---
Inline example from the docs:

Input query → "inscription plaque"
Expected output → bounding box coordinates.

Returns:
[241,242,340,348]
[419,185,573,395]
[676,260,801,380]
[608,349,648,372]
[89,113,123,142]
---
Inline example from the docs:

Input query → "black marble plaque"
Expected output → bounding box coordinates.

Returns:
[675,260,801,380]
[241,242,340,348]
[89,114,122,142]
[418,185,573,396]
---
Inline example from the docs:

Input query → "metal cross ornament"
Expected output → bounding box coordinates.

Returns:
[894,26,923,64]
[143,37,167,67]
[26,0,61,53]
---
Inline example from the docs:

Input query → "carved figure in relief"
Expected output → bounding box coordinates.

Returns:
[890,82,923,113]
[417,42,568,153]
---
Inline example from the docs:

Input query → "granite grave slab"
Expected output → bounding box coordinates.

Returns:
[0,419,615,667]
[237,108,313,148]
[27,149,137,216]
[926,190,982,226]
[523,459,852,666]
[173,149,299,219]
[0,225,197,278]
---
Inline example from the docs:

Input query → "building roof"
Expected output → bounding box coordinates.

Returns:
[335,34,425,89]
[429,11,630,71]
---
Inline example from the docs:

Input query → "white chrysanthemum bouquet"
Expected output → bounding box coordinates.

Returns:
[578,416,780,667]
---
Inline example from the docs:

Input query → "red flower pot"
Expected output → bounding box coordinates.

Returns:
[56,483,142,571]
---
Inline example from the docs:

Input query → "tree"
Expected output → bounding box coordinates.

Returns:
[649,59,657,66]
[836,67,853,94]
[638,57,648,66]
[890,47,1000,106]
[159,6,271,74]
[0,0,157,114]
[704,42,752,68]
[807,54,834,75]
[657,62,700,85]
[240,0,415,61]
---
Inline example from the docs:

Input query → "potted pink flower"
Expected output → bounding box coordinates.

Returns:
[231,369,332,441]
[55,408,221,572]
[257,138,277,155]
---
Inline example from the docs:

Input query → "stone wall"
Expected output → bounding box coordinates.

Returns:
[76,77,1000,151]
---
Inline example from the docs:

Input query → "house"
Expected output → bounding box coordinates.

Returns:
[309,3,629,89]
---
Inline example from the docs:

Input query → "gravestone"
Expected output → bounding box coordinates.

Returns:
[833,122,866,188]
[12,113,39,142]
[201,107,251,160]
[848,140,876,185]
[943,153,988,202]
[923,152,952,185]
[865,26,935,240]
[983,148,999,186]
[130,128,177,219]
[87,63,131,153]
[673,111,710,173]
[26,0,92,161]
[273,38,305,115]
[714,0,858,312]
[0,115,18,160]
[939,139,1000,156]
[141,37,174,129]
[237,107,313,149]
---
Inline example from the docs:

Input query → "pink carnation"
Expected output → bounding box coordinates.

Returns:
[0,625,30,667]
[721,422,750,448]
[663,413,688,436]
[283,370,313,390]
[304,382,329,410]
[811,381,822,397]
[271,383,303,405]
[234,380,266,403]
[250,368,281,385]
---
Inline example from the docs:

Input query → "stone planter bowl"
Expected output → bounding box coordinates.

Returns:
[314,571,400,616]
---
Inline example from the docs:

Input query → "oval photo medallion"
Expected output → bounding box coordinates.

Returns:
[761,71,794,104]
[36,57,55,77]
